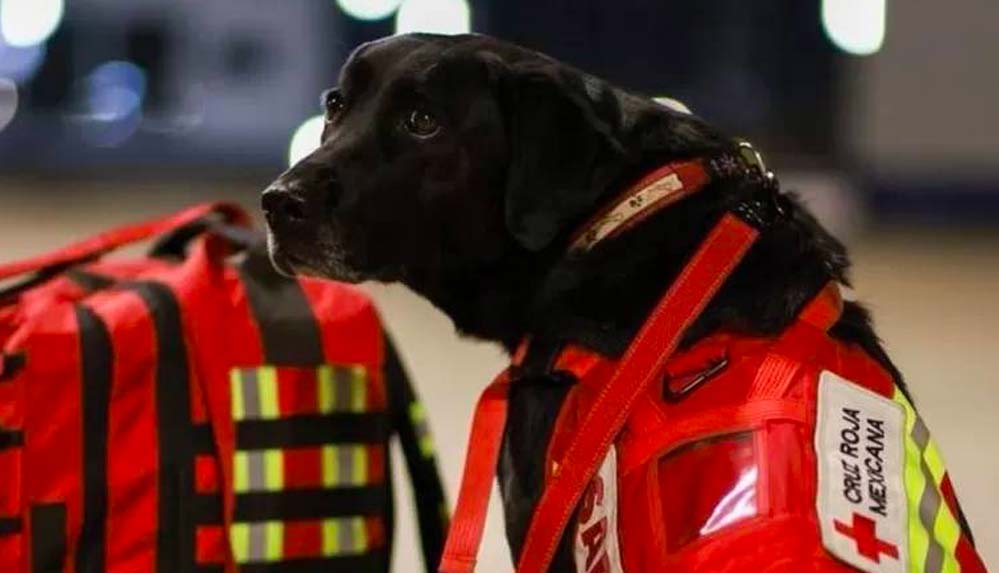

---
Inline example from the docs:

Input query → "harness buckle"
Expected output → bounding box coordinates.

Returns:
[732,189,788,229]
[708,140,778,189]
[729,140,787,229]
[662,354,729,403]
[736,140,769,177]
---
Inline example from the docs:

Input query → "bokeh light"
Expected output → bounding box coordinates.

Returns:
[822,0,885,56]
[0,0,65,48]
[74,60,147,147]
[395,0,470,35]
[288,114,325,167]
[0,35,45,84]
[336,0,402,21]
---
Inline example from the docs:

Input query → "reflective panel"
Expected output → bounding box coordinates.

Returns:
[657,431,758,552]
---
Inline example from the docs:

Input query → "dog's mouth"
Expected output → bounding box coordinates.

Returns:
[265,237,301,278]
[266,230,368,284]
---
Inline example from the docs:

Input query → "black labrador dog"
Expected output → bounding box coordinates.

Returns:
[261,33,970,568]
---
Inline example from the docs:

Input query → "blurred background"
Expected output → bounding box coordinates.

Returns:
[0,0,996,570]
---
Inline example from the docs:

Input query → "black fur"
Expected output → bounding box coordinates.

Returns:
[260,34,973,566]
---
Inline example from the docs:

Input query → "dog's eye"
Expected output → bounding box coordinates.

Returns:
[323,89,346,122]
[403,108,440,138]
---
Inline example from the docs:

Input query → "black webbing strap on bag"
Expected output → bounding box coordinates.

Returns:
[31,504,66,573]
[383,336,449,573]
[238,250,325,367]
[235,250,390,572]
[74,305,113,573]
[124,282,197,573]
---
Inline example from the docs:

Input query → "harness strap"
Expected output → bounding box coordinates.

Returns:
[438,374,511,573]
[569,158,711,252]
[516,213,758,572]
[439,212,760,573]
[797,283,843,332]
[569,141,776,254]
[750,283,843,400]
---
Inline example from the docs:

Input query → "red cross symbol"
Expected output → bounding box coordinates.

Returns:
[834,513,899,563]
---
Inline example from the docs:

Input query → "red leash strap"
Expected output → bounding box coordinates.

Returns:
[439,213,760,573]
[439,371,513,573]
[796,282,842,331]
[516,213,759,572]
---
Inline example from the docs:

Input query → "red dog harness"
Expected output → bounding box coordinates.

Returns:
[440,153,987,573]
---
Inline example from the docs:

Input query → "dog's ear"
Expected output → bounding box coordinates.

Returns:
[499,64,628,251]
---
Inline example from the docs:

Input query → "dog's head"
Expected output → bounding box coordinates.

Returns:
[263,33,721,288]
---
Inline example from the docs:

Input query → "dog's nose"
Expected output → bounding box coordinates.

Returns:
[261,184,308,226]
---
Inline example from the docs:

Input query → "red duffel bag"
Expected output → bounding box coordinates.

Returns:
[0,203,447,573]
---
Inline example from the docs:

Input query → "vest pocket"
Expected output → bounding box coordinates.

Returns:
[759,420,812,518]
[654,431,759,553]
[621,400,807,555]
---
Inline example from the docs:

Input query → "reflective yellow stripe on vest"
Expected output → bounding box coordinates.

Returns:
[317,364,368,413]
[894,388,964,573]
[228,364,379,564]
[230,521,284,563]
[233,449,285,493]
[320,444,370,487]
[231,517,371,564]
[230,367,280,421]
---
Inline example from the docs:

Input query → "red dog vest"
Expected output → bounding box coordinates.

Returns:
[440,153,988,573]
[540,286,985,573]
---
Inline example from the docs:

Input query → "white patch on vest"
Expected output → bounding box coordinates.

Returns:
[816,371,908,573]
[574,446,623,573]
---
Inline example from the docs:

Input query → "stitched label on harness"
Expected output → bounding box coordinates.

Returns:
[574,446,623,573]
[572,174,684,252]
[816,371,908,573]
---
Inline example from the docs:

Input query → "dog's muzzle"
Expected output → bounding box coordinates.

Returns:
[261,181,317,276]
[261,182,310,232]
[260,180,364,282]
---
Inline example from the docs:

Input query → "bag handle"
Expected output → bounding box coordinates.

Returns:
[0,202,250,283]
[149,219,262,260]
